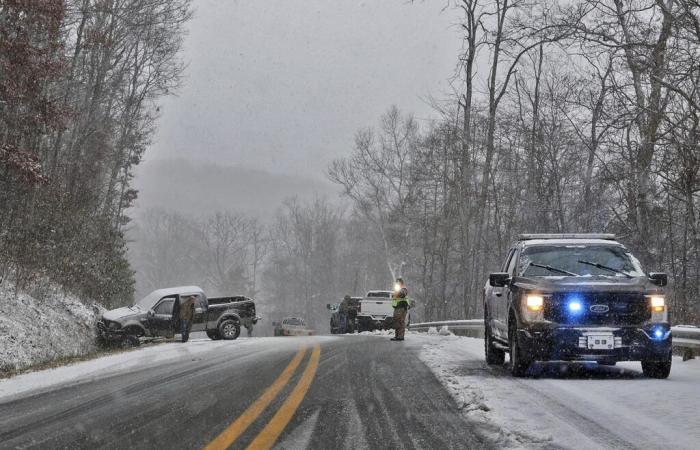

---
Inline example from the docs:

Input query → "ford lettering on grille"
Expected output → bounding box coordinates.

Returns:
[590,304,610,313]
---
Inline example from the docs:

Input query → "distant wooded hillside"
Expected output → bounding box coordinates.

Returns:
[130,159,340,218]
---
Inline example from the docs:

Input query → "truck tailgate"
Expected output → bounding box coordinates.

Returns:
[361,299,392,317]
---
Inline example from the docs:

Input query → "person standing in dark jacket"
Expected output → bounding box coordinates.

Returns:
[339,294,351,333]
[391,278,409,341]
[178,295,196,343]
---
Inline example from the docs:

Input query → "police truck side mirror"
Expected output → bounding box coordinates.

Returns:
[147,310,155,318]
[326,303,331,310]
[648,273,668,287]
[489,272,510,287]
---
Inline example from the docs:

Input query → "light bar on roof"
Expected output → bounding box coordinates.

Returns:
[518,233,617,241]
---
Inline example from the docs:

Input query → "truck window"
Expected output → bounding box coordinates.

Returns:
[518,245,645,277]
[506,249,518,276]
[154,298,175,315]
[502,249,516,272]
[367,291,391,298]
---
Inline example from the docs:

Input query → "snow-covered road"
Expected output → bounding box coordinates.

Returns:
[0,334,491,449]
[1,332,697,449]
[417,333,700,450]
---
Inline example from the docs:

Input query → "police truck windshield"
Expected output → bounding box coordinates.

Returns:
[518,245,645,278]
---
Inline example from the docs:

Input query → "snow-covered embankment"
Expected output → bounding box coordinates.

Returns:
[0,281,102,373]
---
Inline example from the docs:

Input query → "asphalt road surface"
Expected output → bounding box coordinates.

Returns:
[0,336,494,450]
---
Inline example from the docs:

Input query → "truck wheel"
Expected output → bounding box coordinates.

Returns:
[641,355,672,379]
[219,319,241,340]
[123,334,140,348]
[484,320,505,365]
[207,330,221,340]
[509,320,531,377]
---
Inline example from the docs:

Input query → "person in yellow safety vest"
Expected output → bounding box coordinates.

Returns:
[391,277,409,341]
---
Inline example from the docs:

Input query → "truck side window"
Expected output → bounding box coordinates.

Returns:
[506,249,519,276]
[502,249,516,272]
[154,299,174,315]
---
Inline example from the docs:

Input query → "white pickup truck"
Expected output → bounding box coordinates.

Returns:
[357,290,411,332]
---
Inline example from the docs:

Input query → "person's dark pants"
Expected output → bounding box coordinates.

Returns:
[180,319,191,343]
[393,306,407,339]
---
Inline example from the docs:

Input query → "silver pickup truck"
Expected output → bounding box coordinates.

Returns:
[356,290,411,332]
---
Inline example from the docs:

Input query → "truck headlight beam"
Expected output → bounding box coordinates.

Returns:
[526,295,544,312]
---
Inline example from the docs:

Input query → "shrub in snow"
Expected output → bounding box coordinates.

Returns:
[439,325,452,336]
[428,326,438,335]
[0,280,103,372]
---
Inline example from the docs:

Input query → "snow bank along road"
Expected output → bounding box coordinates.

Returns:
[0,333,697,449]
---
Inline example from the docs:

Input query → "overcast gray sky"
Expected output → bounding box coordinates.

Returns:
[146,0,463,180]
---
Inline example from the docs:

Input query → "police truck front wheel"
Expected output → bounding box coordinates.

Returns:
[641,354,672,379]
[509,321,531,377]
[484,321,505,365]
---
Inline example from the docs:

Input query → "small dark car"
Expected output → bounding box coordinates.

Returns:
[484,234,672,378]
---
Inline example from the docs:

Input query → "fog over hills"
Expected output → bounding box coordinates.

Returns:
[129,158,342,218]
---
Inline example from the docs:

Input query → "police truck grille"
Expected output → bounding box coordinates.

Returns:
[545,293,650,326]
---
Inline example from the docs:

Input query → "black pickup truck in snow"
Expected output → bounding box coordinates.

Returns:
[98,286,259,345]
[484,234,672,378]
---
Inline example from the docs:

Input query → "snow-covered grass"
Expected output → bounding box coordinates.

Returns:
[415,333,700,450]
[0,280,103,373]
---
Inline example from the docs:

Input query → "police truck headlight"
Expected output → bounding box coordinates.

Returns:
[521,294,546,322]
[647,295,668,322]
[649,296,665,312]
[526,295,544,312]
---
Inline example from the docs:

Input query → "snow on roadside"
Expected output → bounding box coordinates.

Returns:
[358,329,394,336]
[415,333,700,450]
[0,335,234,401]
[416,333,554,449]
[0,335,338,402]
[0,280,103,373]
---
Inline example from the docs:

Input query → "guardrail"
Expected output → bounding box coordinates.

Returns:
[672,325,700,360]
[409,320,484,332]
[409,321,700,360]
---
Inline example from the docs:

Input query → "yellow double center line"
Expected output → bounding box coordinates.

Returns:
[204,344,321,450]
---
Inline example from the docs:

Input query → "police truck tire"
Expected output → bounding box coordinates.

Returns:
[485,321,505,365]
[219,319,241,340]
[641,355,672,379]
[509,320,531,377]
